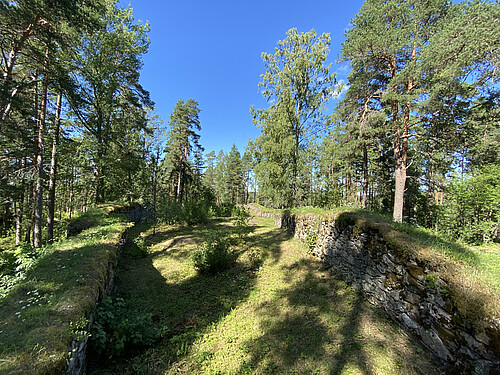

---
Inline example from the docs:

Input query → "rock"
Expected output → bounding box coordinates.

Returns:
[250,208,500,371]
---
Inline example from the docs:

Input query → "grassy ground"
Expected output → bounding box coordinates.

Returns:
[251,203,500,315]
[88,216,439,375]
[466,243,500,293]
[0,206,130,374]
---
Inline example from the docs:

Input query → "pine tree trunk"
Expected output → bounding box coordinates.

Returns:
[24,169,33,243]
[393,110,409,223]
[176,169,183,203]
[152,149,159,235]
[1,16,40,121]
[94,118,106,204]
[14,200,22,245]
[362,143,368,210]
[47,92,62,242]
[33,65,48,248]
[177,145,188,204]
[68,166,74,218]
[393,32,416,223]
[14,158,26,245]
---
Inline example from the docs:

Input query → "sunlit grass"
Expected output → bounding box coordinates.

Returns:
[250,205,500,330]
[0,205,130,374]
[89,216,439,374]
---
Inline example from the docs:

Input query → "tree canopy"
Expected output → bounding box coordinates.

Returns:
[0,0,498,253]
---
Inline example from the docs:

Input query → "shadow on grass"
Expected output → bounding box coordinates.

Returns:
[236,255,375,374]
[87,218,291,374]
[0,228,127,374]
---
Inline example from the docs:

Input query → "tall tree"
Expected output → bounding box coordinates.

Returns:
[163,99,202,204]
[242,139,256,204]
[213,150,227,204]
[69,1,152,203]
[225,144,243,204]
[202,151,217,190]
[252,28,337,207]
[46,91,62,242]
[340,0,449,222]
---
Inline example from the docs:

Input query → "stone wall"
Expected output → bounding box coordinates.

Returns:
[66,227,128,375]
[250,206,500,374]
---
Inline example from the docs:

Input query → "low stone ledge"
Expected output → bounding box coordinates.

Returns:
[66,227,129,375]
[249,207,500,374]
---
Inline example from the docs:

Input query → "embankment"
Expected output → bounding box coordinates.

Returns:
[249,205,500,374]
[0,205,131,375]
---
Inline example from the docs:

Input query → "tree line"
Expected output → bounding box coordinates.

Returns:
[249,0,499,244]
[1,0,152,247]
[0,0,498,253]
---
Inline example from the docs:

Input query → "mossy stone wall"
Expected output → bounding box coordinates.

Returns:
[250,206,500,374]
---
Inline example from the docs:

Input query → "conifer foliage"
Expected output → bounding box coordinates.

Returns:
[0,0,498,254]
[162,99,203,204]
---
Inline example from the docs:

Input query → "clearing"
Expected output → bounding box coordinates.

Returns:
[88,216,440,374]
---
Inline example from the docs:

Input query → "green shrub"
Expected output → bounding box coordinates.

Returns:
[182,200,209,225]
[192,234,234,274]
[159,201,184,224]
[211,203,235,217]
[234,207,250,242]
[131,236,148,258]
[437,164,500,245]
[159,199,211,225]
[305,230,318,252]
[90,296,160,358]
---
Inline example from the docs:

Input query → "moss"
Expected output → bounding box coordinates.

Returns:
[0,205,131,374]
[258,205,500,334]
[425,273,439,288]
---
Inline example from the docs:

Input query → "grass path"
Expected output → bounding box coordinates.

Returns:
[89,217,439,374]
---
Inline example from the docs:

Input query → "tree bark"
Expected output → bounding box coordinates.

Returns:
[152,148,159,235]
[362,143,368,209]
[176,144,187,203]
[14,158,26,245]
[47,92,62,242]
[1,16,40,121]
[33,66,49,248]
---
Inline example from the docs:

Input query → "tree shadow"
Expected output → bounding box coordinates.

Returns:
[87,217,440,374]
[237,255,375,374]
[236,250,439,374]
[86,218,291,374]
[248,221,293,264]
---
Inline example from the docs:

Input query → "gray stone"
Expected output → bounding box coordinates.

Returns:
[249,207,500,371]
[421,328,454,362]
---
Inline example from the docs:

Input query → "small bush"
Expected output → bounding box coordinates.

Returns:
[234,207,251,243]
[182,200,209,225]
[90,296,160,358]
[131,236,148,258]
[159,199,211,225]
[211,203,235,217]
[246,247,264,269]
[192,234,233,274]
[305,230,318,252]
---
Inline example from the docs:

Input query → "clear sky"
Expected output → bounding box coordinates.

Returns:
[119,0,365,155]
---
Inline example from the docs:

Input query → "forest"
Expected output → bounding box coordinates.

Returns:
[0,0,499,269]
[0,0,499,373]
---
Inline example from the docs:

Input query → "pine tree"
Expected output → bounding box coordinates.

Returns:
[253,28,338,207]
[340,0,449,222]
[163,99,202,204]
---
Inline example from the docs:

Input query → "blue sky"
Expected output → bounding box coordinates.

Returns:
[119,0,365,155]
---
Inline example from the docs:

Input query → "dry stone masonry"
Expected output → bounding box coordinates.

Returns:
[66,224,129,375]
[249,206,500,374]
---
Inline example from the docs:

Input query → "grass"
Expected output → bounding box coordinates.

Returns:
[389,222,500,293]
[251,204,500,329]
[465,243,500,293]
[0,205,131,374]
[88,216,439,374]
